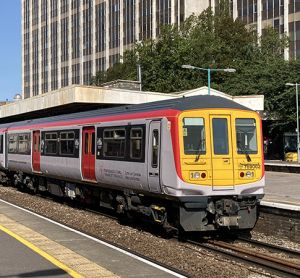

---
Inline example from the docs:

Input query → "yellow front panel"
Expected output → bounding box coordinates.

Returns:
[179,109,263,187]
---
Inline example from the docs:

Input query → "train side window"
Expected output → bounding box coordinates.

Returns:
[182,118,206,155]
[0,135,3,154]
[103,128,126,158]
[236,118,258,154]
[45,132,58,155]
[60,131,75,156]
[212,118,229,155]
[152,130,159,168]
[18,134,31,154]
[8,134,18,153]
[130,128,143,159]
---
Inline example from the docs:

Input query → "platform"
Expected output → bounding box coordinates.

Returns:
[265,160,300,173]
[0,200,184,278]
[263,171,300,210]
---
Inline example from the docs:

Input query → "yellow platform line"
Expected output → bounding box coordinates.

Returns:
[0,223,83,278]
[0,213,119,277]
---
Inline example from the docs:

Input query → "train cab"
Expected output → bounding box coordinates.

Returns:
[179,109,264,190]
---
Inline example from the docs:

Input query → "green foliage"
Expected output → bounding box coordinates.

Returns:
[91,4,298,135]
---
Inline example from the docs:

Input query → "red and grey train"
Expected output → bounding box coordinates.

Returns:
[0,95,264,232]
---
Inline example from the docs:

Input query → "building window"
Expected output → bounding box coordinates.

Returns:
[139,0,152,40]
[124,0,136,44]
[83,61,92,84]
[96,2,106,53]
[83,5,92,56]
[72,63,80,84]
[109,0,121,49]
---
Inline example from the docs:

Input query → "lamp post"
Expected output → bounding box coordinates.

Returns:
[285,83,300,163]
[182,65,236,95]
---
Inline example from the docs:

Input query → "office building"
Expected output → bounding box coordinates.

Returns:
[209,0,300,61]
[22,0,204,98]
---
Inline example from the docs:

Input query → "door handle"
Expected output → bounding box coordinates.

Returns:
[223,158,230,164]
[149,172,158,177]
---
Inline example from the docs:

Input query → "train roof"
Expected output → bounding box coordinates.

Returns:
[0,95,252,130]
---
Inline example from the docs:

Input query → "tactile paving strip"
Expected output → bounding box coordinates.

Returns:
[0,214,119,278]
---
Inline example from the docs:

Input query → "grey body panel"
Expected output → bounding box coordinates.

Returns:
[7,154,32,173]
[95,120,148,191]
[40,156,82,181]
[40,126,82,181]
[96,160,148,191]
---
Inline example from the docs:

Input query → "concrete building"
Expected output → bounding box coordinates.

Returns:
[22,0,204,99]
[0,85,264,122]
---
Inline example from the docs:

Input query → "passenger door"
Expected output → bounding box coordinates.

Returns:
[210,115,234,190]
[32,130,41,172]
[82,127,96,181]
[147,121,161,192]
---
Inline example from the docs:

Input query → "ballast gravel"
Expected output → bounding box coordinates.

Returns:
[0,186,289,278]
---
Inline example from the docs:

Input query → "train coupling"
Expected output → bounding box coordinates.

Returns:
[216,215,241,227]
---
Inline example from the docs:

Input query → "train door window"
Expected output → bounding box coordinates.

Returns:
[18,134,31,154]
[45,132,58,155]
[0,135,3,154]
[182,118,206,155]
[91,132,95,155]
[212,118,229,155]
[103,128,126,158]
[130,128,143,159]
[8,135,18,153]
[236,119,258,154]
[34,135,40,152]
[85,132,89,154]
[60,131,75,156]
[151,130,159,168]
[34,134,37,152]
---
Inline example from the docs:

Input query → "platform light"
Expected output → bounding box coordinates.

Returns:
[181,65,236,95]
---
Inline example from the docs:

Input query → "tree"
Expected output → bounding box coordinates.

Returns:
[92,6,296,135]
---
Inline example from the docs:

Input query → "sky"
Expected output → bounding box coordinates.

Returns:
[0,1,21,101]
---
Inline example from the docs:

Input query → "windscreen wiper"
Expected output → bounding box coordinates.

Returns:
[195,139,205,162]
[238,141,252,162]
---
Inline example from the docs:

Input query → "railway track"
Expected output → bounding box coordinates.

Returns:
[0,196,191,278]
[187,238,300,277]
[237,236,300,257]
[2,185,300,277]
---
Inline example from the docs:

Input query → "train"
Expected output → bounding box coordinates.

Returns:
[0,95,264,233]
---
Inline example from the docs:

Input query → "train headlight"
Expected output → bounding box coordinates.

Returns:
[191,172,200,179]
[240,171,254,178]
[246,171,254,178]
[190,171,207,180]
